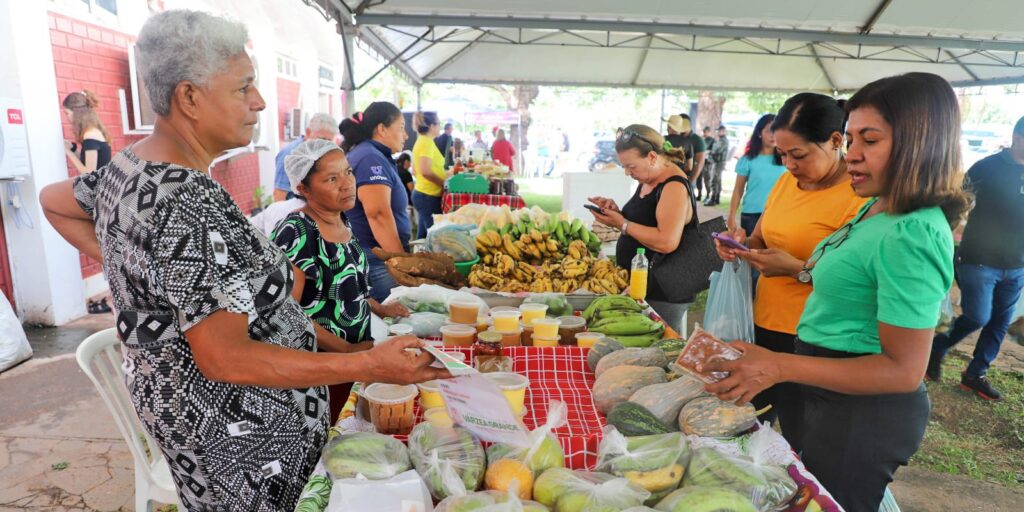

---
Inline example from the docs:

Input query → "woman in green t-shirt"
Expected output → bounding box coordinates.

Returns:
[701,72,970,512]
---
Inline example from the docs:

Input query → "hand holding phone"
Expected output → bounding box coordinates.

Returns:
[583,203,606,215]
[712,232,749,251]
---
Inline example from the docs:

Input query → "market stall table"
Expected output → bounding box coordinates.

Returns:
[442,192,526,213]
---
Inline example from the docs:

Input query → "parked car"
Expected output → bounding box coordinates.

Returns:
[589,139,618,171]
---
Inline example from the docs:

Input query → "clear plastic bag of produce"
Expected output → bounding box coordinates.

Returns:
[682,428,798,511]
[595,427,689,504]
[936,291,955,334]
[327,469,432,512]
[486,400,567,477]
[387,285,489,316]
[409,422,487,501]
[434,486,550,512]
[321,431,412,481]
[532,468,650,512]
[428,223,479,262]
[521,294,573,318]
[653,486,758,512]
[396,312,449,338]
[703,260,756,343]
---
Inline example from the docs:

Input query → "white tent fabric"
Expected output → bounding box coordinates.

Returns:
[312,0,1024,92]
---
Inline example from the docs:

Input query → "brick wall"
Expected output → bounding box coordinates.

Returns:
[277,77,302,141]
[49,11,145,279]
[48,11,264,278]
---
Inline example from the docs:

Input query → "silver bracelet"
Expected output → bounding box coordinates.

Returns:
[621,221,629,235]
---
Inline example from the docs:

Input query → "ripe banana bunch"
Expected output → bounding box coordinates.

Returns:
[468,268,504,289]
[492,252,514,276]
[583,277,621,295]
[528,276,554,293]
[513,261,537,282]
[475,230,504,256]
[561,258,590,279]
[567,240,591,261]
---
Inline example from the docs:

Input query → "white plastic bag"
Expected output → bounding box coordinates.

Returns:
[532,468,650,511]
[386,284,489,316]
[434,486,549,512]
[595,427,689,503]
[936,292,955,334]
[408,422,487,501]
[396,312,449,338]
[486,400,567,477]
[703,260,755,343]
[321,431,412,481]
[327,470,432,512]
[0,293,31,373]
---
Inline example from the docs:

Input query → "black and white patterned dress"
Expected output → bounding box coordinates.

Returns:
[74,148,329,511]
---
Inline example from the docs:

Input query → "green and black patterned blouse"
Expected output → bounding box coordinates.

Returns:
[273,211,372,343]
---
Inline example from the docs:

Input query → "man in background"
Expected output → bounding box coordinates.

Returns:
[664,114,707,199]
[929,116,1024,400]
[273,113,337,201]
[705,125,730,206]
[435,122,455,167]
[471,130,488,152]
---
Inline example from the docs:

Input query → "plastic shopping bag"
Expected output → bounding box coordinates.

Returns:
[321,431,412,481]
[681,427,798,511]
[408,422,487,501]
[386,284,489,317]
[326,470,432,512]
[486,400,567,477]
[434,487,549,512]
[532,468,650,511]
[427,223,479,262]
[396,312,449,338]
[936,292,955,334]
[703,260,755,343]
[0,292,31,373]
[596,427,690,504]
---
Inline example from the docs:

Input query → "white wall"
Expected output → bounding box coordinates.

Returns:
[0,0,87,324]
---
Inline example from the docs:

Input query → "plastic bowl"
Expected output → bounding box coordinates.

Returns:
[454,256,481,277]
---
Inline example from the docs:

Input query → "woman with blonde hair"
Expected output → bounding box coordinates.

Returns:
[62,90,111,173]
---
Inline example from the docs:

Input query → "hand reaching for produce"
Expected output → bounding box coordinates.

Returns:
[362,335,452,384]
[699,342,784,405]
[714,227,749,262]
[372,300,410,319]
[739,248,804,278]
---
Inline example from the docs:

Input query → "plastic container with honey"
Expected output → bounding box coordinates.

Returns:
[475,316,491,333]
[494,328,522,347]
[362,383,418,435]
[440,324,477,347]
[574,331,604,349]
[532,334,560,348]
[518,322,534,347]
[557,316,586,346]
[532,318,561,339]
[448,298,480,325]
[491,309,521,332]
[518,303,548,325]
[483,372,530,415]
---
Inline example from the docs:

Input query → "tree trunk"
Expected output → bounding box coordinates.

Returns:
[489,84,540,174]
[697,90,727,132]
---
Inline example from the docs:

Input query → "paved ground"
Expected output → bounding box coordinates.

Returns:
[2,313,1023,511]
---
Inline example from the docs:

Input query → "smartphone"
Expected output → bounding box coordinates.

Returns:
[712,232,749,251]
[583,203,606,215]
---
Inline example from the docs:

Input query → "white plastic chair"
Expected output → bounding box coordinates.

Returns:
[76,328,180,512]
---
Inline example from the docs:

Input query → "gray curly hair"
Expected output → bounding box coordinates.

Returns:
[135,10,249,117]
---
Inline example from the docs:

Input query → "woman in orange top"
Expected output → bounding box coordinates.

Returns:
[715,93,867,452]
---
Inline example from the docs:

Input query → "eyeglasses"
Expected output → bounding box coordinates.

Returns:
[805,223,853,271]
[617,128,659,152]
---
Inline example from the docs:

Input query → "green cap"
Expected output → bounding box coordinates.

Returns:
[637,248,646,255]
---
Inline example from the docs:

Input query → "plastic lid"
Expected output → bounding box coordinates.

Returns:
[489,306,520,314]
[533,318,561,327]
[575,331,604,339]
[637,248,646,255]
[477,330,503,343]
[484,372,529,390]
[491,309,522,318]
[417,380,441,392]
[518,303,548,311]
[362,383,417,404]
[558,316,587,327]
[440,324,477,335]
[448,297,479,307]
[388,324,414,335]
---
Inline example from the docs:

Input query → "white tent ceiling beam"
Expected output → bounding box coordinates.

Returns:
[354,14,1024,53]
[316,0,425,85]
[859,0,894,35]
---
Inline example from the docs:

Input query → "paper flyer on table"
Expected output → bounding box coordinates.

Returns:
[437,373,531,447]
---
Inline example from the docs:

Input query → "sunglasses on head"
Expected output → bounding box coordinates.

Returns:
[616,128,660,152]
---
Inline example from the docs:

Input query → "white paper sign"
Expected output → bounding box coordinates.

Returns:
[437,374,530,447]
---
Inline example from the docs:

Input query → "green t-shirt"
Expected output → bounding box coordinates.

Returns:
[797,199,954,354]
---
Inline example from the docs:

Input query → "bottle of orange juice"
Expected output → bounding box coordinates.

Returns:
[629,248,649,301]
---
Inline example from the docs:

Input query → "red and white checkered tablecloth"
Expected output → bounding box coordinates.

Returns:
[442,193,526,213]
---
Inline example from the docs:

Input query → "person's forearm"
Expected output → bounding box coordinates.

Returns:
[777,352,922,395]
[198,336,376,388]
[424,173,445,187]
[40,185,102,261]
[368,211,404,252]
[312,321,371,353]
[65,151,88,173]
[728,188,743,225]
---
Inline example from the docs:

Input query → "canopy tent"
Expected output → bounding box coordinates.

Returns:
[305,0,1024,93]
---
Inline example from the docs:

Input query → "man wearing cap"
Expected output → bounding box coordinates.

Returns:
[273,113,338,201]
[664,114,707,200]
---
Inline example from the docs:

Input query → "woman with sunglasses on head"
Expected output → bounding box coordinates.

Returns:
[714,93,868,452]
[588,124,692,333]
[703,73,969,512]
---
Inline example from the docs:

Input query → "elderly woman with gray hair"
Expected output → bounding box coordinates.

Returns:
[39,10,447,511]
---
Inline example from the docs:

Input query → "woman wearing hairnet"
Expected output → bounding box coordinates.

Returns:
[38,10,447,510]
[274,139,410,423]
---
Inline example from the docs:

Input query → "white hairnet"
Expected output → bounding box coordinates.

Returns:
[284,139,343,195]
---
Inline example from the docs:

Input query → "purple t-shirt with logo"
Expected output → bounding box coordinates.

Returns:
[346,140,412,263]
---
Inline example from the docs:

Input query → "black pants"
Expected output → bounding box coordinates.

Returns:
[751,326,803,453]
[796,340,931,512]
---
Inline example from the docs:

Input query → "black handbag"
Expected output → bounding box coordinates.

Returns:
[648,179,725,302]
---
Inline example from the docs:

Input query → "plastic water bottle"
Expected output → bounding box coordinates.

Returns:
[629,248,649,301]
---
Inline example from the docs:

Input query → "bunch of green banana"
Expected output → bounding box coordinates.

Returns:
[482,215,603,255]
[582,295,643,322]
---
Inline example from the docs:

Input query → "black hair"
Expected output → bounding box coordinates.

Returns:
[396,152,412,168]
[771,92,848,147]
[718,125,727,130]
[744,114,781,164]
[413,111,440,135]
[444,122,453,130]
[1015,116,1024,137]
[339,101,402,152]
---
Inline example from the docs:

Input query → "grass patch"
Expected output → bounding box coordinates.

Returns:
[913,353,1024,486]
[517,178,563,214]
[50,462,68,471]
[521,192,562,214]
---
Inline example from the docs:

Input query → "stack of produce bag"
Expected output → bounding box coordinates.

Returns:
[319,432,431,512]
[532,468,650,512]
[484,401,568,500]
[595,427,690,504]
[408,422,487,501]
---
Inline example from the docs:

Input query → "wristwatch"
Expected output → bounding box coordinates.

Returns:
[796,264,812,284]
